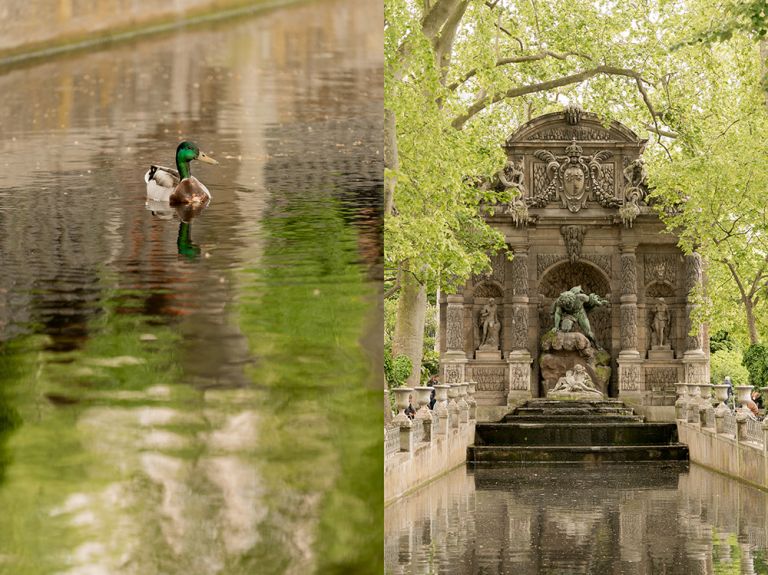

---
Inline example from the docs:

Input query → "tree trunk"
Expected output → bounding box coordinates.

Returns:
[392,267,427,387]
[384,108,397,217]
[433,283,441,353]
[745,297,760,345]
[761,40,768,111]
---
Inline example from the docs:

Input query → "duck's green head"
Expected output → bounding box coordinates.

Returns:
[175,141,219,178]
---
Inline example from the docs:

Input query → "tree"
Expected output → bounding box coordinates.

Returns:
[385,0,699,384]
[649,34,768,345]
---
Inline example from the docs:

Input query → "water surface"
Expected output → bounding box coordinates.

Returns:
[0,1,383,573]
[385,463,768,574]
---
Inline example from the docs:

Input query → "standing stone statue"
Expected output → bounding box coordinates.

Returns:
[551,285,608,347]
[478,299,501,350]
[651,298,670,347]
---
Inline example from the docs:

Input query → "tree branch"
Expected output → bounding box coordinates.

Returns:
[447,51,593,92]
[642,122,678,138]
[451,65,653,129]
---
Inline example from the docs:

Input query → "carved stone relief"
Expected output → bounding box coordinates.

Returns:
[685,362,707,384]
[644,254,677,286]
[685,253,703,294]
[510,253,529,297]
[472,367,507,391]
[620,253,637,296]
[445,306,464,351]
[620,364,641,391]
[444,364,463,384]
[473,253,506,286]
[645,367,678,386]
[620,305,638,350]
[529,141,619,212]
[510,305,529,350]
[538,253,567,276]
[527,126,613,141]
[561,225,585,264]
[509,363,530,391]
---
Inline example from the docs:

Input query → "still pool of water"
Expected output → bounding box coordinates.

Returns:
[0,1,383,573]
[386,463,768,574]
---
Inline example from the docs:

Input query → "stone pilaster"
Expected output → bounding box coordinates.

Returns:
[682,252,708,383]
[442,294,467,385]
[507,245,533,402]
[618,245,641,402]
[619,245,639,357]
[509,248,530,352]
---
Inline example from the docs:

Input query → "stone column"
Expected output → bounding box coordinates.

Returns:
[617,244,643,402]
[683,252,708,384]
[442,294,467,387]
[507,245,533,403]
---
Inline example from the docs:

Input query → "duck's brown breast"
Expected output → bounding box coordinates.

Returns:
[169,178,207,206]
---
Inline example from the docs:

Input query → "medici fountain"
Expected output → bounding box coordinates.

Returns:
[439,108,708,425]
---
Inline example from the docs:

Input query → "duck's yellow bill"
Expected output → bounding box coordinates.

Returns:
[198,152,219,165]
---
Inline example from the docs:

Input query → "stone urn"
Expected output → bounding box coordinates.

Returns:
[734,385,754,411]
[712,384,731,413]
[413,386,433,422]
[433,384,450,415]
[392,387,414,426]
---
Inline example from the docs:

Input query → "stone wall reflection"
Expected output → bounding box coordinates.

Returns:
[386,463,768,574]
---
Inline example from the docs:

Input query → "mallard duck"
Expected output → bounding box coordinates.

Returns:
[144,141,218,206]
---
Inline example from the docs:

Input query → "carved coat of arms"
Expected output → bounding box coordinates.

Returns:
[531,139,619,212]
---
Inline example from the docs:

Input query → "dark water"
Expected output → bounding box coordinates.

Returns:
[385,463,768,574]
[0,1,383,573]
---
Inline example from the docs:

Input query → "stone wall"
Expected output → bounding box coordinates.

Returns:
[384,386,476,504]
[678,414,768,489]
[0,0,300,63]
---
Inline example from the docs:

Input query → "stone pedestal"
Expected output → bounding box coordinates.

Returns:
[683,349,708,385]
[648,345,674,361]
[476,349,502,360]
[507,350,532,403]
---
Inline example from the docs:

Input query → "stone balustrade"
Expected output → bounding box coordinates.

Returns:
[675,382,768,489]
[384,382,477,504]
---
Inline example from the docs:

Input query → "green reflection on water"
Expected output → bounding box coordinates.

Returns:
[0,194,382,573]
[236,196,382,574]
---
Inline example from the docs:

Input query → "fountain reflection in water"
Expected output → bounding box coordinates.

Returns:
[385,463,768,574]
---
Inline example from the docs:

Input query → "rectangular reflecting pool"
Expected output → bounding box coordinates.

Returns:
[385,462,768,574]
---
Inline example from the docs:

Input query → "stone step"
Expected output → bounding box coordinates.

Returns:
[467,444,690,464]
[525,399,625,406]
[507,414,645,423]
[511,407,636,417]
[475,422,679,446]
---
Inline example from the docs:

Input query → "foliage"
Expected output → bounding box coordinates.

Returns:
[743,343,768,387]
[384,346,413,388]
[710,330,735,353]
[710,348,750,386]
[679,0,768,45]
[420,348,440,384]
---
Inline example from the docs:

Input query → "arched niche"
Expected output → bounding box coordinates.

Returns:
[537,261,612,349]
